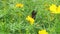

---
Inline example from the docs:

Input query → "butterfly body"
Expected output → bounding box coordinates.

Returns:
[32,10,37,19]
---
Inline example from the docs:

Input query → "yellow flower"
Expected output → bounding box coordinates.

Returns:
[16,3,23,8]
[49,4,60,14]
[57,5,60,13]
[26,16,34,25]
[38,30,48,34]
[49,4,57,13]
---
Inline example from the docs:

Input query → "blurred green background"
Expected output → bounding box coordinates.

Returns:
[0,0,60,34]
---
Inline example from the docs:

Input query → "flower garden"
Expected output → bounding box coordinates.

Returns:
[0,0,60,34]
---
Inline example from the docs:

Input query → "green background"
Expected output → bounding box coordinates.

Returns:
[0,0,60,34]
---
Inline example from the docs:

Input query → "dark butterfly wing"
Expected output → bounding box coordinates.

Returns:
[32,10,37,19]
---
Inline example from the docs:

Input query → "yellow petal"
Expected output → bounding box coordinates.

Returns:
[49,4,57,13]
[26,16,34,25]
[57,5,60,13]
[38,30,48,34]
[16,3,23,8]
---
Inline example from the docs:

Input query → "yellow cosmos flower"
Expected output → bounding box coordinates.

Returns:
[16,3,23,8]
[26,16,34,25]
[57,5,60,13]
[49,4,60,14]
[38,30,48,34]
[49,4,57,13]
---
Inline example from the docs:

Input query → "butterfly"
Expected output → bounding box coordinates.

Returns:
[32,10,37,19]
